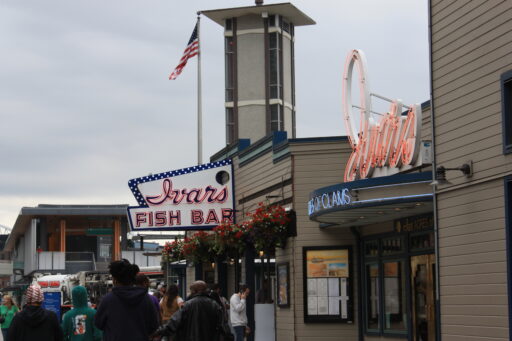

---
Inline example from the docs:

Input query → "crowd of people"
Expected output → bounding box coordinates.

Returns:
[0,259,251,341]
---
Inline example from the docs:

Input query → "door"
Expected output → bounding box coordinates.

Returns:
[411,254,436,341]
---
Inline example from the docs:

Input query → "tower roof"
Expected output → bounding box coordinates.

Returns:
[200,2,315,26]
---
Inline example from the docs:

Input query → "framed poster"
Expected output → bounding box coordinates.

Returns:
[303,246,353,323]
[276,262,290,307]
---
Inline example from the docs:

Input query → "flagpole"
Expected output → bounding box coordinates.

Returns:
[196,13,203,166]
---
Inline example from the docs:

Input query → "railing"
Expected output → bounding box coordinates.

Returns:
[37,252,96,273]
[121,251,161,267]
[0,260,13,276]
[65,252,96,273]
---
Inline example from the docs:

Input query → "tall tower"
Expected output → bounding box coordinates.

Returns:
[202,3,315,145]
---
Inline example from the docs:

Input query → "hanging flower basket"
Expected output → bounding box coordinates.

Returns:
[212,221,247,258]
[181,231,215,264]
[162,239,184,263]
[244,203,290,253]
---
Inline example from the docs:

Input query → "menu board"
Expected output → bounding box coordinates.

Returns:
[303,247,352,323]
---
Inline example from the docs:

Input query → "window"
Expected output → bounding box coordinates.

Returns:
[281,19,291,33]
[383,261,407,332]
[225,37,235,102]
[270,104,283,132]
[361,226,434,336]
[502,70,512,154]
[225,18,233,31]
[366,263,380,331]
[268,32,282,99]
[268,15,276,27]
[226,108,235,144]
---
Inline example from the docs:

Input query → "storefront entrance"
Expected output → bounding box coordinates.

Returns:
[411,254,436,341]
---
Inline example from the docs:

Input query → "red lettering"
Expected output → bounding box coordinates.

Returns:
[168,211,181,225]
[145,179,229,206]
[155,211,166,226]
[204,209,220,224]
[221,209,234,223]
[135,213,147,227]
[191,210,203,224]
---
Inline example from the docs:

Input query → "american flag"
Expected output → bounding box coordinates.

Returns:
[169,22,199,80]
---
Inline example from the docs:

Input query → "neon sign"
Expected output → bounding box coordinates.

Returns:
[308,188,352,216]
[342,49,422,182]
[127,160,235,231]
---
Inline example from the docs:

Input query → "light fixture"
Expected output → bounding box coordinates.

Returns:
[259,250,264,257]
[359,216,365,219]
[211,262,216,269]
[394,207,401,211]
[431,161,473,186]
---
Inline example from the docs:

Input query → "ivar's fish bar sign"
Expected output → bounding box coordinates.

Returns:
[127,160,234,231]
[342,49,423,182]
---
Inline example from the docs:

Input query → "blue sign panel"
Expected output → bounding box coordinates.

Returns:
[42,292,61,321]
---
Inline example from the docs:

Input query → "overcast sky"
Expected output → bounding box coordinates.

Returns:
[0,0,429,228]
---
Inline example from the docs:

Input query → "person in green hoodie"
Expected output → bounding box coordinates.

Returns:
[61,286,102,341]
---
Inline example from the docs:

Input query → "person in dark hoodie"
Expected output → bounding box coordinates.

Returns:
[94,259,159,341]
[61,286,102,341]
[151,281,229,341]
[7,284,63,341]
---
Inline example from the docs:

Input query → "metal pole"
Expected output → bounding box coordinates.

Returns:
[196,13,203,165]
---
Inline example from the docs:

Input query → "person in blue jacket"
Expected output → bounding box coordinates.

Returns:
[94,259,159,341]
[61,286,102,341]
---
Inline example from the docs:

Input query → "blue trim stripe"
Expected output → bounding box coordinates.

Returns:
[310,171,432,199]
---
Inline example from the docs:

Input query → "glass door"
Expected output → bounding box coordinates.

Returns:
[411,254,436,341]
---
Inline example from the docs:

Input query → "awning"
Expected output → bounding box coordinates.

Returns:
[308,172,433,227]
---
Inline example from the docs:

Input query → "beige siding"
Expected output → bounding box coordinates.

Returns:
[437,179,508,339]
[431,1,512,338]
[431,0,512,185]
[287,140,358,341]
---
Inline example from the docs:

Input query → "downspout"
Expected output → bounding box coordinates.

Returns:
[350,226,364,341]
[428,1,442,340]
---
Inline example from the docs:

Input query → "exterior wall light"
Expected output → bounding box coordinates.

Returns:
[431,161,473,186]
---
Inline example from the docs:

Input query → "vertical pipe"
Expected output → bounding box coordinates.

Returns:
[428,0,442,339]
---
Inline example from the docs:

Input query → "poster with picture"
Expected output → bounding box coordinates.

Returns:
[303,246,353,323]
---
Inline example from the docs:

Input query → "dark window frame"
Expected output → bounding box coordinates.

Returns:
[362,227,434,338]
[501,70,512,154]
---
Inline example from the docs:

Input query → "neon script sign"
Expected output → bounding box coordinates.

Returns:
[127,160,234,231]
[342,49,422,182]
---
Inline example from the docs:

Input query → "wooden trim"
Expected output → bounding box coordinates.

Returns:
[59,219,66,252]
[113,218,121,261]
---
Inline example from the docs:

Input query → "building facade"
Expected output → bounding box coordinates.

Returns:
[430,0,512,340]
[4,204,130,285]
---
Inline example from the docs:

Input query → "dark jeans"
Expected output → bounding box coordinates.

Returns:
[233,326,245,341]
[2,328,8,340]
